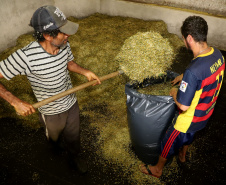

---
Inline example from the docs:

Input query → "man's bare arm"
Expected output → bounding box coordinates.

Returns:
[67,61,101,85]
[170,87,189,112]
[0,73,36,116]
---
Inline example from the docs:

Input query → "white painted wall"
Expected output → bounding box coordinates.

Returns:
[1,0,226,52]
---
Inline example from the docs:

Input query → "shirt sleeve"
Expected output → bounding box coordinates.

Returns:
[177,69,198,106]
[66,42,74,62]
[0,49,31,80]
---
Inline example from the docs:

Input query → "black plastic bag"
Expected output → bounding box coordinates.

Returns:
[125,71,179,165]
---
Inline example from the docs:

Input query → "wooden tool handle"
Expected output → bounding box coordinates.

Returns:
[32,70,123,109]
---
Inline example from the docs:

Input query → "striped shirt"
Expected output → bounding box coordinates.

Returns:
[0,41,77,115]
[175,47,225,133]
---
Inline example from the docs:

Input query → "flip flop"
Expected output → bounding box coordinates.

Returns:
[139,164,160,178]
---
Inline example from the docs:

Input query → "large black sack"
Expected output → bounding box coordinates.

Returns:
[125,71,179,165]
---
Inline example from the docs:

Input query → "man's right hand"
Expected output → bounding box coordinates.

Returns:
[171,74,183,86]
[1,73,35,116]
[12,99,36,116]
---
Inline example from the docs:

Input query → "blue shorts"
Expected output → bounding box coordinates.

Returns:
[160,124,195,159]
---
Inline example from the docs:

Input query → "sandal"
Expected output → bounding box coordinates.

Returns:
[139,164,160,178]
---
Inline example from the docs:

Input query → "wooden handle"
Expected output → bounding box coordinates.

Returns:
[32,70,123,109]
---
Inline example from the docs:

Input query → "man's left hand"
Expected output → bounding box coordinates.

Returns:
[84,71,101,85]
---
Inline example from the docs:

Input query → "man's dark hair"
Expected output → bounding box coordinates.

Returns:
[33,29,61,42]
[181,16,208,42]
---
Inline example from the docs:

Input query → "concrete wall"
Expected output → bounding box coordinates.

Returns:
[55,0,100,18]
[0,0,100,53]
[1,0,226,52]
[125,0,226,17]
[0,0,54,52]
[100,0,226,51]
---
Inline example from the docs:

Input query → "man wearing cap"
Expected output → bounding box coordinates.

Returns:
[0,5,101,173]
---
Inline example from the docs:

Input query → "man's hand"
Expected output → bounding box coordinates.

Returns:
[171,74,183,86]
[67,61,101,85]
[0,81,36,116]
[12,99,36,116]
[84,71,101,86]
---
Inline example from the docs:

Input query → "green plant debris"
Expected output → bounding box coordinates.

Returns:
[137,81,174,95]
[116,31,176,82]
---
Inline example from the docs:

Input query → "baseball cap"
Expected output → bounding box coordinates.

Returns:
[30,5,79,35]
